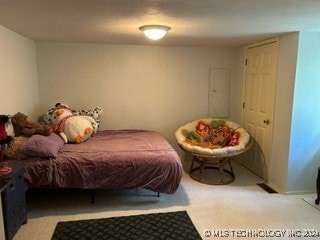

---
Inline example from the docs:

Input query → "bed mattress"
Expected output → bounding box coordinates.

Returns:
[23,129,183,194]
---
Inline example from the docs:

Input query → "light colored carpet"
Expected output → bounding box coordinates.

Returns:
[14,161,320,240]
[302,196,320,211]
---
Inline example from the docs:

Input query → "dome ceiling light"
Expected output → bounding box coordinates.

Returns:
[139,25,171,40]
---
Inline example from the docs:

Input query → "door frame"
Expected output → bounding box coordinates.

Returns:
[241,37,280,181]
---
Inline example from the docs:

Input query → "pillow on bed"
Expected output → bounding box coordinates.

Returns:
[3,136,29,160]
[20,133,65,158]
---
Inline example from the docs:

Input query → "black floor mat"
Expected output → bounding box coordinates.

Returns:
[51,211,202,240]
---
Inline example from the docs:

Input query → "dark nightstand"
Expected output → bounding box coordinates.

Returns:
[0,161,27,240]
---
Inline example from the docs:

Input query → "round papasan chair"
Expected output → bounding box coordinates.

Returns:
[175,118,252,184]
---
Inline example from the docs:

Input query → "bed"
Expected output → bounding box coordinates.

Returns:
[8,129,183,195]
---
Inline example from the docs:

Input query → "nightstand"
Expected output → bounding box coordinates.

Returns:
[0,161,27,240]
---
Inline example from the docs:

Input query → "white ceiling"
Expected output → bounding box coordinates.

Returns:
[1,0,320,47]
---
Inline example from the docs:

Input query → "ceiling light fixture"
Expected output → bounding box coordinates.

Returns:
[139,25,171,40]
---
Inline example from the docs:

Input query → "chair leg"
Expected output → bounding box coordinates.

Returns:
[189,156,196,174]
[228,158,235,179]
[90,190,95,204]
[219,162,224,183]
[315,167,320,205]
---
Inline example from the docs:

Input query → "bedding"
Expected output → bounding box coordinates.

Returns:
[20,133,64,157]
[3,136,29,160]
[19,129,183,194]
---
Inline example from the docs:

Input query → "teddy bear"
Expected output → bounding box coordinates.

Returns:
[11,112,52,137]
[49,106,97,143]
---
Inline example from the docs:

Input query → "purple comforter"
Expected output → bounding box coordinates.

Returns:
[23,130,183,194]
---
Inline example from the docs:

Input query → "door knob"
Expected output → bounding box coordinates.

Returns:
[263,119,270,125]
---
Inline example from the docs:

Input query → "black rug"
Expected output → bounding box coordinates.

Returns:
[51,211,202,240]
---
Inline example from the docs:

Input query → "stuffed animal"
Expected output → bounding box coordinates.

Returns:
[0,115,14,173]
[43,103,102,134]
[77,107,103,131]
[0,115,14,146]
[49,106,97,143]
[11,112,52,137]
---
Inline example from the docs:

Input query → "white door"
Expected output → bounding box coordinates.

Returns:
[208,68,230,118]
[242,38,279,181]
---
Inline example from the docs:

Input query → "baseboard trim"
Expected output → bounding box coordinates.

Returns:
[285,190,316,195]
[267,181,316,195]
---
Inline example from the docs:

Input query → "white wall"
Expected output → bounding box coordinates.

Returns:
[0,24,39,238]
[287,32,320,193]
[268,32,320,194]
[36,42,239,148]
[0,199,5,240]
[0,26,39,117]
[269,33,298,193]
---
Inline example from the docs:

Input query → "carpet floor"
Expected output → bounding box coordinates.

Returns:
[302,196,320,211]
[13,161,320,240]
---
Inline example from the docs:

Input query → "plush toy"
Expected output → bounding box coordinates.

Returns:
[11,112,52,137]
[49,106,97,143]
[77,107,103,131]
[43,103,102,134]
[0,115,15,174]
[0,115,14,145]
